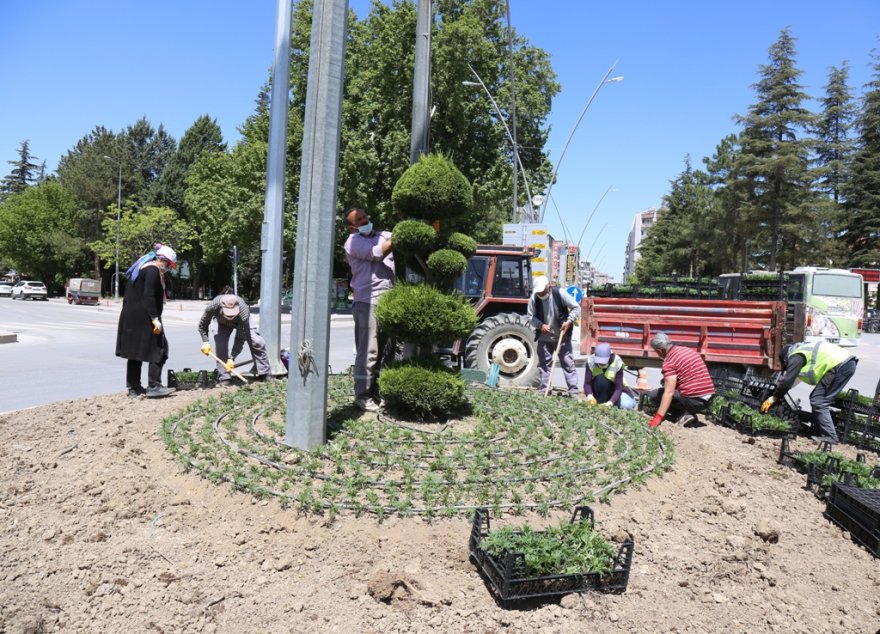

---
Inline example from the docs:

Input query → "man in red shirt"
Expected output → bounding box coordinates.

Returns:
[647,332,715,428]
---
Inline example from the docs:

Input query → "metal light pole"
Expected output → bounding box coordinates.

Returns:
[504,0,518,221]
[537,62,623,222]
[463,66,534,222]
[575,185,615,250]
[103,155,122,300]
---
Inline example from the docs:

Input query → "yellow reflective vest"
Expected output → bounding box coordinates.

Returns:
[588,355,625,382]
[790,341,854,385]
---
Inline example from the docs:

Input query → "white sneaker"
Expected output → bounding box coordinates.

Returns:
[354,397,379,412]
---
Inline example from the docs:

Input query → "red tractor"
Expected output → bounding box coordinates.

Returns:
[450,245,540,387]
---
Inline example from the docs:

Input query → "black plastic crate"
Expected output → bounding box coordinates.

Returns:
[638,392,657,416]
[738,412,797,439]
[167,368,216,390]
[825,484,880,558]
[469,506,634,606]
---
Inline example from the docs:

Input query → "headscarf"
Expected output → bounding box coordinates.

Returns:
[126,243,177,282]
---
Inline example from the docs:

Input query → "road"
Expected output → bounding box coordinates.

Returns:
[1,297,879,414]
[0,297,357,413]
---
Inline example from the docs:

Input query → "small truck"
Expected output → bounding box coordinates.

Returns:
[66,278,101,305]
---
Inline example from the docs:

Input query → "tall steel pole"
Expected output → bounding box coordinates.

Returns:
[114,163,121,300]
[575,185,614,250]
[286,0,348,449]
[259,0,292,376]
[504,0,518,222]
[409,0,432,164]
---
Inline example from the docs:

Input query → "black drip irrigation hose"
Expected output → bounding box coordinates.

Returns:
[164,381,672,516]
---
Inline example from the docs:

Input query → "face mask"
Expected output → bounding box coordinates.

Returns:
[358,222,373,236]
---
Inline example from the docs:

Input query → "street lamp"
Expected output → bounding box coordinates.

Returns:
[463,64,535,222]
[103,155,122,301]
[537,62,623,222]
[575,185,616,250]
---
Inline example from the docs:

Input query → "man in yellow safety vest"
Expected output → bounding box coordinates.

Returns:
[761,341,858,444]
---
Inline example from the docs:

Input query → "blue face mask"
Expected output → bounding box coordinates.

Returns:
[358,221,373,236]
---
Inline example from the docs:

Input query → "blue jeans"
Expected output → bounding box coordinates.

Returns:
[810,358,857,440]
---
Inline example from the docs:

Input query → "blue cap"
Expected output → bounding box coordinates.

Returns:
[594,343,612,365]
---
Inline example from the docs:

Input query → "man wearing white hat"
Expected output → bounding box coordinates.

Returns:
[526,275,581,396]
[198,293,271,385]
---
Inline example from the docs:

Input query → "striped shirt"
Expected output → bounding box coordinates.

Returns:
[661,345,715,397]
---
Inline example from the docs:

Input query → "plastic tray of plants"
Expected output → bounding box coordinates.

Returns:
[833,388,880,417]
[714,399,797,438]
[825,484,880,558]
[469,506,634,606]
[167,368,217,390]
[777,439,880,496]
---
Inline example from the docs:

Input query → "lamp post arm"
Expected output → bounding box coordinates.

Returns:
[467,65,534,221]
[575,184,614,250]
[539,60,619,222]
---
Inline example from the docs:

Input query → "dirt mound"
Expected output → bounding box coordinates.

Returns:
[1,391,878,633]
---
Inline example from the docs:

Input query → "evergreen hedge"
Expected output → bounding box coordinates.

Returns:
[391,219,437,257]
[375,284,477,345]
[377,358,466,419]
[446,232,477,258]
[427,248,468,281]
[391,154,473,220]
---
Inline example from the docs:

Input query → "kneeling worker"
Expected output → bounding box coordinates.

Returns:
[761,341,857,444]
[198,293,271,385]
[584,342,637,409]
[647,332,715,428]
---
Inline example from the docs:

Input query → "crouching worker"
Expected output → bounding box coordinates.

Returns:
[761,342,857,444]
[584,342,636,409]
[647,332,715,428]
[198,293,271,385]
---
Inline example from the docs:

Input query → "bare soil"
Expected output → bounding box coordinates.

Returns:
[1,390,879,633]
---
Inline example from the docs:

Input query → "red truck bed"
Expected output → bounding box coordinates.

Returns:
[579,297,787,372]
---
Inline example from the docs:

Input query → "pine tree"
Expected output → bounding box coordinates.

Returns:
[1,140,40,197]
[735,28,816,271]
[844,50,880,266]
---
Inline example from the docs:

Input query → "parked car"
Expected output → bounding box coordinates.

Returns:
[0,282,12,297]
[11,280,48,300]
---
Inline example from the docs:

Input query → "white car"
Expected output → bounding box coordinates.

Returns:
[0,282,12,297]
[11,280,48,300]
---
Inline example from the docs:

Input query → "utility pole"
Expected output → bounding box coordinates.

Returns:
[259,0,292,376]
[409,0,432,164]
[286,0,348,450]
[504,0,519,222]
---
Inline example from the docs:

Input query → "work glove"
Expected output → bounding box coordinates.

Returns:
[602,401,613,407]
[649,413,663,429]
[224,359,235,373]
[586,395,597,406]
[200,343,212,356]
[760,397,775,414]
[151,319,162,335]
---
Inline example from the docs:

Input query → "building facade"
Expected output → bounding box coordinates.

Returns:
[623,206,663,280]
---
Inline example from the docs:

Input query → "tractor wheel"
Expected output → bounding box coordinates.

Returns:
[464,313,540,388]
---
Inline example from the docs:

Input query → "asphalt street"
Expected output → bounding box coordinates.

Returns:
[1,296,879,415]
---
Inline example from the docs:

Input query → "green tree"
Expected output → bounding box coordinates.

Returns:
[636,158,717,278]
[1,140,40,198]
[844,50,880,266]
[702,134,751,273]
[735,28,816,271]
[121,117,177,207]
[148,115,226,217]
[90,205,196,272]
[0,182,89,290]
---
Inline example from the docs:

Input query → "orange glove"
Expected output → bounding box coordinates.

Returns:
[649,413,663,429]
[760,397,775,414]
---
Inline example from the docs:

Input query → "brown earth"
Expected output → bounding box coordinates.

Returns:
[1,389,879,634]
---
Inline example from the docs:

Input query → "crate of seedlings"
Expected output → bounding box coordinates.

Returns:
[721,401,797,438]
[834,388,880,417]
[168,368,201,390]
[638,392,657,416]
[825,484,880,558]
[469,506,634,606]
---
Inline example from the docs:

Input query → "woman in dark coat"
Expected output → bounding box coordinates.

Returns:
[116,244,178,398]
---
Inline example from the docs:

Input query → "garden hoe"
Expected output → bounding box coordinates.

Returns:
[543,334,565,397]
[205,350,249,383]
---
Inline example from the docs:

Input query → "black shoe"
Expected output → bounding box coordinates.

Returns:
[254,374,274,382]
[811,435,839,445]
[127,386,146,398]
[145,385,176,398]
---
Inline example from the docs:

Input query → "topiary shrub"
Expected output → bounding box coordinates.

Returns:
[378,358,466,419]
[427,248,468,282]
[446,232,477,258]
[391,154,473,221]
[392,219,437,258]
[375,284,477,346]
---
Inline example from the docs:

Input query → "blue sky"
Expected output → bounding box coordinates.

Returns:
[2,1,878,281]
